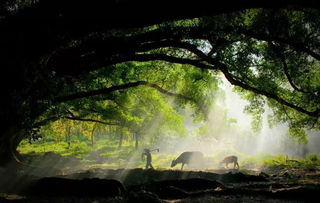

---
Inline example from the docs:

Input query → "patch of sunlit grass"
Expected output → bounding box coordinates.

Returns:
[18,140,91,158]
[303,154,320,166]
[18,140,69,154]
[263,155,289,166]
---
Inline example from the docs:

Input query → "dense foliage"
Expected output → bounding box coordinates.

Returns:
[0,0,320,164]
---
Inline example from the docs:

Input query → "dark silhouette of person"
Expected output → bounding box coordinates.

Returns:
[142,148,153,169]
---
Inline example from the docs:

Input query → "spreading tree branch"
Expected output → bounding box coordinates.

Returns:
[161,39,320,118]
[218,62,320,118]
[56,81,208,118]
[268,41,308,93]
[236,27,320,61]
[62,116,120,126]
[49,28,320,119]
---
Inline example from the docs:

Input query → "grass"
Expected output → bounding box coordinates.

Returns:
[17,139,320,170]
[18,140,91,158]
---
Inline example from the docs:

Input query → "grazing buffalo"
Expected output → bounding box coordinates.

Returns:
[220,155,239,169]
[171,151,204,170]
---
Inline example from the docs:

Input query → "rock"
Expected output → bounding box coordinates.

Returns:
[25,177,126,197]
[271,186,320,201]
[127,190,163,203]
[279,171,296,179]
[220,172,268,183]
[139,178,224,199]
[259,172,270,178]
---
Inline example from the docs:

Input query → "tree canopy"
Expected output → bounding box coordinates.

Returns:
[0,0,320,165]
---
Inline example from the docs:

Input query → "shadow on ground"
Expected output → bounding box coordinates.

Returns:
[1,152,320,202]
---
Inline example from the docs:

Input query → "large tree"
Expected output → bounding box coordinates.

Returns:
[0,0,320,165]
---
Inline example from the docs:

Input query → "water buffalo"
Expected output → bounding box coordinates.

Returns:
[171,151,204,170]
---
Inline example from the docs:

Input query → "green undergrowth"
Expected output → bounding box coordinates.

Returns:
[18,140,91,158]
[17,139,320,170]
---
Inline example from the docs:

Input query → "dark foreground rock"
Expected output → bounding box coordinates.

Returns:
[23,177,125,197]
[1,167,320,202]
[131,178,224,199]
[219,171,268,183]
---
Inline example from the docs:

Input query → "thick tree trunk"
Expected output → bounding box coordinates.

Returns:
[0,126,26,166]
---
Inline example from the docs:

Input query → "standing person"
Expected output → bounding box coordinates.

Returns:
[142,148,159,169]
[142,148,153,169]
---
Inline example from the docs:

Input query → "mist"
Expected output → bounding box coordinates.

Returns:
[153,78,320,163]
[223,80,320,158]
[14,78,320,173]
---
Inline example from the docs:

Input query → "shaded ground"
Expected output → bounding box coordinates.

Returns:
[1,153,320,202]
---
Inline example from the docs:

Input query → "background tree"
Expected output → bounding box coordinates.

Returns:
[0,1,320,165]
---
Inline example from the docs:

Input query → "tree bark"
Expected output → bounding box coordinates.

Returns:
[0,126,26,166]
[91,124,96,147]
[134,133,139,150]
[66,126,71,149]
[118,130,123,150]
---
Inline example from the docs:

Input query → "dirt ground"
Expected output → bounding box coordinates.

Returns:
[1,152,320,202]
[1,162,320,202]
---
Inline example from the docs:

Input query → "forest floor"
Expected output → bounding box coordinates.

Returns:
[1,153,320,202]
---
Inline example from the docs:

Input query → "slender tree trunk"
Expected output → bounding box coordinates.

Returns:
[118,130,123,150]
[135,132,139,150]
[110,125,115,139]
[91,124,96,147]
[66,126,71,148]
